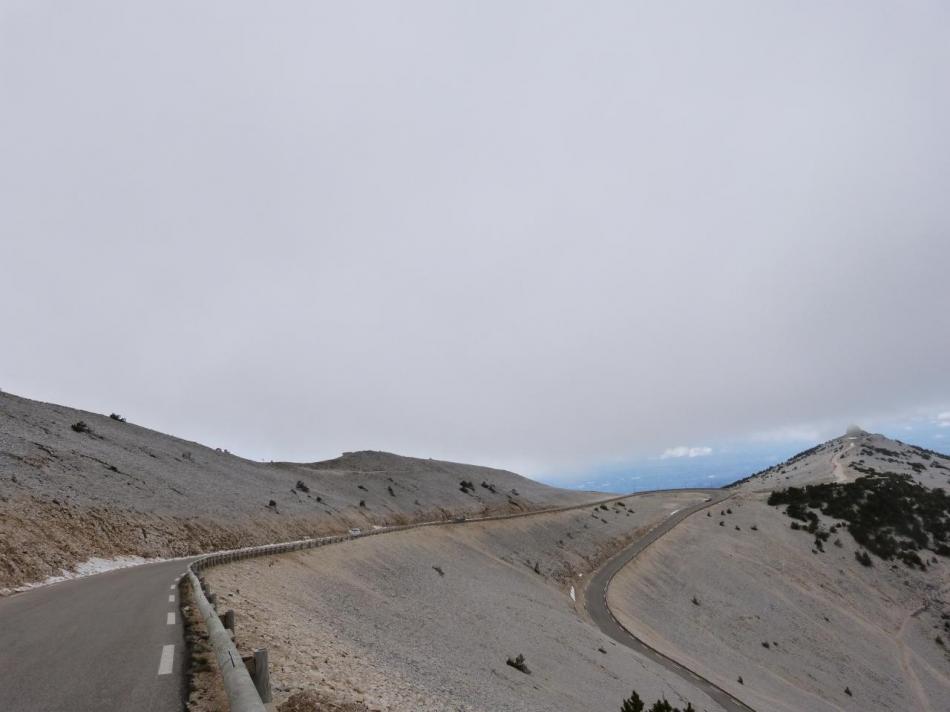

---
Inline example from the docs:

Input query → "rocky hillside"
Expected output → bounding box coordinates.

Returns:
[611,431,950,712]
[729,427,950,491]
[0,391,595,590]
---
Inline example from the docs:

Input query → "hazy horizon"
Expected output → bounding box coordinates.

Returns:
[3,386,948,490]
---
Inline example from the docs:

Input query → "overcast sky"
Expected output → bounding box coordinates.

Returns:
[2,2,949,480]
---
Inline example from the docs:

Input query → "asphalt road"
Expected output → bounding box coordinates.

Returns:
[0,558,195,712]
[585,491,756,712]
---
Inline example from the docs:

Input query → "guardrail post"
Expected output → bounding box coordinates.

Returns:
[219,609,235,633]
[242,648,272,703]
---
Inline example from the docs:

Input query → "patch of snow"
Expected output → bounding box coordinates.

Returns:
[570,585,576,602]
[6,555,170,594]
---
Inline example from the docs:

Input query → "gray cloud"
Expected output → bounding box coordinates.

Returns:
[2,2,949,477]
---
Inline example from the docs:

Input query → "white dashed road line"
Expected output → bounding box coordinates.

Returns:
[157,645,174,675]
[166,612,175,625]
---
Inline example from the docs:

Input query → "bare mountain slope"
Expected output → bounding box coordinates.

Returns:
[610,432,950,712]
[729,428,950,491]
[0,391,595,590]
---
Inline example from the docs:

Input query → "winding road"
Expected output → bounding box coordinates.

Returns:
[0,487,751,712]
[585,491,755,712]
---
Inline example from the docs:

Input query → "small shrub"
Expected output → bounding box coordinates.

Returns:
[691,596,700,606]
[506,653,530,674]
[750,524,758,531]
[267,499,276,507]
[533,561,541,574]
[71,421,90,433]
[737,676,744,685]
[359,499,366,508]
[761,641,770,649]
[388,485,395,497]
[855,550,873,567]
[109,413,126,422]
[432,565,444,576]
[295,480,310,493]
[844,687,852,697]
[357,484,368,491]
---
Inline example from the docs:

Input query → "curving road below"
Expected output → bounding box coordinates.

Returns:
[585,492,755,712]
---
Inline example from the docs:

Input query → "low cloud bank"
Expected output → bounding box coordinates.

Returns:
[660,446,712,459]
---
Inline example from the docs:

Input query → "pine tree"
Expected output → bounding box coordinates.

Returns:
[620,690,645,712]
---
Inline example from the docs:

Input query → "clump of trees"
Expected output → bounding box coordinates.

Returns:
[768,473,950,567]
[620,690,695,712]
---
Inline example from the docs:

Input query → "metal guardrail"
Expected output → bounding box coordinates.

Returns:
[186,488,721,711]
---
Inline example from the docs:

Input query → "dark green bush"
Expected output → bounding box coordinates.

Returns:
[769,473,950,567]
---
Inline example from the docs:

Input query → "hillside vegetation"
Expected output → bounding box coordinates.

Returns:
[769,472,950,568]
